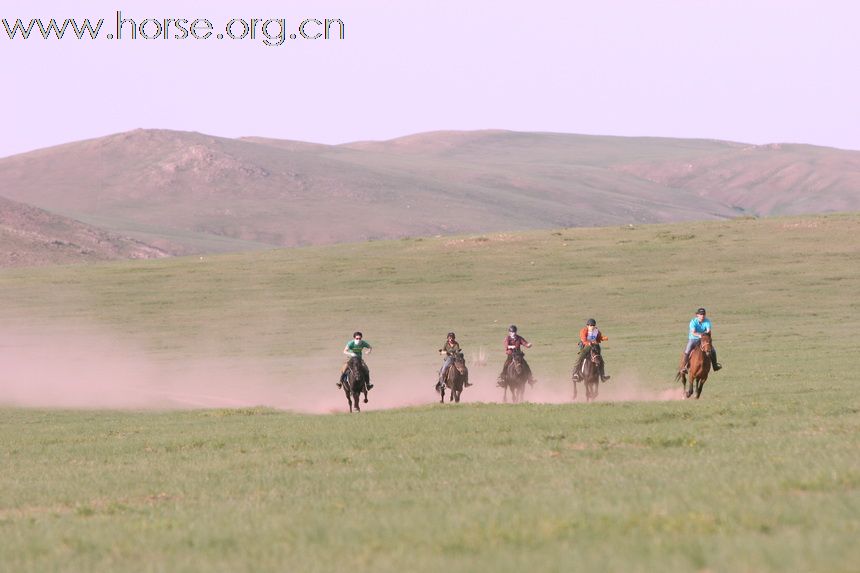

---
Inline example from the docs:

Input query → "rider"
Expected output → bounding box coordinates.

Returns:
[680,308,722,373]
[497,325,537,387]
[437,332,472,391]
[338,331,374,390]
[572,318,611,382]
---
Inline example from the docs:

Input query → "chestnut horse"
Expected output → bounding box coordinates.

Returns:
[676,333,712,399]
[440,352,469,403]
[343,356,369,412]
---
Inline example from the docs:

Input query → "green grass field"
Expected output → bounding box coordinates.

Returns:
[1,213,858,571]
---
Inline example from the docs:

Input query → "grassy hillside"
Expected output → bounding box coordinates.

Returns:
[2,129,859,259]
[0,214,858,571]
[1,213,857,392]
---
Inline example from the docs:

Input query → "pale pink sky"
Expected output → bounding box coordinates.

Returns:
[2,0,859,158]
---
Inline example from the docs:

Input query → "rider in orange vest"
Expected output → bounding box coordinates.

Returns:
[572,318,610,382]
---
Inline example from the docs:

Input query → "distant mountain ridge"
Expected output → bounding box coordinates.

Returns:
[1,128,858,266]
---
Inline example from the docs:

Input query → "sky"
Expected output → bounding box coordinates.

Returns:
[2,0,859,158]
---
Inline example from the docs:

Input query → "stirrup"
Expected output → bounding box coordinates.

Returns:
[713,363,722,371]
[366,382,374,390]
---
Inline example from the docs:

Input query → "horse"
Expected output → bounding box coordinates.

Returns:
[343,356,370,412]
[572,344,603,402]
[440,352,469,404]
[502,349,530,403]
[675,333,712,399]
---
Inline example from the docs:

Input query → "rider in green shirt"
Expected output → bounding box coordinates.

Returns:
[338,331,374,390]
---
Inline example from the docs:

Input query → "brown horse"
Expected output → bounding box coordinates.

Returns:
[502,349,529,403]
[676,333,712,399]
[572,345,603,402]
[343,356,370,412]
[440,352,469,403]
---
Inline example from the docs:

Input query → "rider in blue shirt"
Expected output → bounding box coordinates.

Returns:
[681,308,722,373]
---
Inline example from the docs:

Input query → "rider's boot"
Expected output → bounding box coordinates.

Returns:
[496,374,505,388]
[336,371,346,389]
[600,363,611,382]
[710,349,722,371]
[572,358,583,381]
[366,378,374,390]
[681,352,691,374]
[464,379,473,387]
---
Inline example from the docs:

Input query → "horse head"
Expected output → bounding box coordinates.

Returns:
[452,352,467,374]
[588,344,603,364]
[510,349,525,374]
[699,333,712,353]
[347,356,364,378]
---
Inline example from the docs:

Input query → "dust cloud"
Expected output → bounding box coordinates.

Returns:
[0,324,683,413]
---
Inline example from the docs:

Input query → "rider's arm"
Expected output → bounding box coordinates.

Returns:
[343,345,354,356]
[689,319,701,338]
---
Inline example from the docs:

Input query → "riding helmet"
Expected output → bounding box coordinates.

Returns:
[586,318,597,326]
[509,325,518,333]
[696,308,706,315]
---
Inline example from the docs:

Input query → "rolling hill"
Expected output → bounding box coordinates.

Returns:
[1,129,858,263]
[0,195,167,267]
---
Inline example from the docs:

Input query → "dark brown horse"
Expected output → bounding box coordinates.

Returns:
[502,349,529,403]
[676,333,712,399]
[572,345,603,402]
[440,352,469,403]
[343,356,369,412]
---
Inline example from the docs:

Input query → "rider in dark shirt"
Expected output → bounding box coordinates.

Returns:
[496,325,536,387]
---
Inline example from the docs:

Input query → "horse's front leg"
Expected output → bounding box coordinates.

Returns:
[696,377,705,399]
